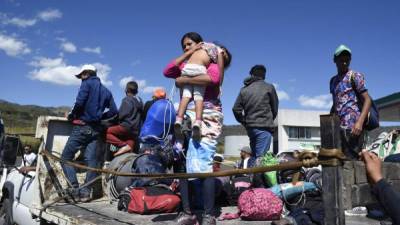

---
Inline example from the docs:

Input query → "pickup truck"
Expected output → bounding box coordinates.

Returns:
[0,116,381,225]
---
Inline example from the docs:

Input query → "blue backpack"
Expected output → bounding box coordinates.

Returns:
[140,99,175,142]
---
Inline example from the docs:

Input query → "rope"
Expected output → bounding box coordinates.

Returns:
[319,148,347,160]
[41,149,340,179]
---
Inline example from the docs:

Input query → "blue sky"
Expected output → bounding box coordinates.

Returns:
[0,0,399,125]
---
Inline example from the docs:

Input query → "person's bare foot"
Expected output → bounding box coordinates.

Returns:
[113,145,132,157]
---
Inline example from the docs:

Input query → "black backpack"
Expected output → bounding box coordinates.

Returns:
[227,176,252,205]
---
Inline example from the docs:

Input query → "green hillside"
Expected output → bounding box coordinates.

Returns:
[0,99,70,135]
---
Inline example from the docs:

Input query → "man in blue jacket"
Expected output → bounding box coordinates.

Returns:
[61,64,118,202]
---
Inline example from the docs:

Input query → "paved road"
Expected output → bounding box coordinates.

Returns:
[46,199,384,225]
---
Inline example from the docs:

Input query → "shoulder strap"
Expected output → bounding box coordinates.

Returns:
[349,71,358,94]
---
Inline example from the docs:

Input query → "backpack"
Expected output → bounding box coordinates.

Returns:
[120,185,180,214]
[129,153,173,188]
[261,152,278,187]
[227,176,252,206]
[238,188,283,221]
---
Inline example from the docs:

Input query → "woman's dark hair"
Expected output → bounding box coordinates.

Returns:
[126,81,138,95]
[219,45,232,69]
[180,32,203,50]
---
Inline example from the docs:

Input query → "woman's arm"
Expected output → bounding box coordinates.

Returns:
[175,62,221,88]
[163,43,203,78]
[175,74,213,88]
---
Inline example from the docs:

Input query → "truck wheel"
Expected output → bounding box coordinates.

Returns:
[2,198,14,225]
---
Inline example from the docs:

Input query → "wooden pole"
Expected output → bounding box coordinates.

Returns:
[320,114,345,225]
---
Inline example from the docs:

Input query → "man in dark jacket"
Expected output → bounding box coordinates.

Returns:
[232,65,278,164]
[106,81,143,156]
[61,64,118,202]
[236,146,256,169]
[142,87,166,122]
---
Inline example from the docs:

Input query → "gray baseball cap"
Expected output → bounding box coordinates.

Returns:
[239,146,252,154]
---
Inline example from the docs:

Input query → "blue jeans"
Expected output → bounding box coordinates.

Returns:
[246,127,272,159]
[61,125,100,190]
[384,153,400,163]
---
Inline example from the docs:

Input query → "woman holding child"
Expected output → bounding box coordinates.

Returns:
[163,32,231,225]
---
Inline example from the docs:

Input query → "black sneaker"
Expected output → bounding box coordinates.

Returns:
[201,214,216,225]
[192,122,201,141]
[65,188,80,202]
[174,211,198,225]
[174,122,184,140]
[79,188,92,203]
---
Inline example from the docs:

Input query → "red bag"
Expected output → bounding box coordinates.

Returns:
[128,185,180,214]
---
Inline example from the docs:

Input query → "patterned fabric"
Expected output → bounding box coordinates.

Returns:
[238,188,283,221]
[185,101,223,173]
[330,70,367,129]
[367,130,400,160]
[202,42,220,64]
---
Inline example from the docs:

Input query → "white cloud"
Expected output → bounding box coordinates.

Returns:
[0,33,31,56]
[0,9,61,28]
[37,9,62,21]
[60,41,77,53]
[82,47,101,54]
[298,94,332,109]
[130,60,141,67]
[119,76,160,94]
[3,17,37,27]
[29,57,112,86]
[93,63,112,86]
[273,83,290,101]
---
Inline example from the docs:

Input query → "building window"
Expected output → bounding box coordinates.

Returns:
[288,127,312,139]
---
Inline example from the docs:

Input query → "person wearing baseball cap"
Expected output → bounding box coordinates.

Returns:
[61,63,118,202]
[329,44,373,160]
[74,64,97,79]
[237,146,255,169]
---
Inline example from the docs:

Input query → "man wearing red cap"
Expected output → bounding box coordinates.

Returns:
[142,88,167,121]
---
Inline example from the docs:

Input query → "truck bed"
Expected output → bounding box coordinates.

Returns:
[32,198,382,225]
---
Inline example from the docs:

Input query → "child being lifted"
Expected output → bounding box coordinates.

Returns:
[174,42,230,140]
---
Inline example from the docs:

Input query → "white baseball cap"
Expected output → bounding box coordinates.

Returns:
[75,64,97,78]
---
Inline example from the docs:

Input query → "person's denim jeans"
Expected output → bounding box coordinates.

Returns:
[61,124,100,190]
[384,153,400,163]
[246,127,272,159]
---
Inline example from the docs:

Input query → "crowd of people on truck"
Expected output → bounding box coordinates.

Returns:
[1,31,397,224]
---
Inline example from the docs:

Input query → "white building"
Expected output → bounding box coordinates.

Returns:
[276,109,328,152]
[224,109,328,156]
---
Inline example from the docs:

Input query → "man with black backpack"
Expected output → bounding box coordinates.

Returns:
[329,45,374,160]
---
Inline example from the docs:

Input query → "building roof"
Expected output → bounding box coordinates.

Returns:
[375,92,400,107]
[375,92,400,122]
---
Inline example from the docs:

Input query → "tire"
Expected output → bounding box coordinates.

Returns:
[2,198,14,225]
